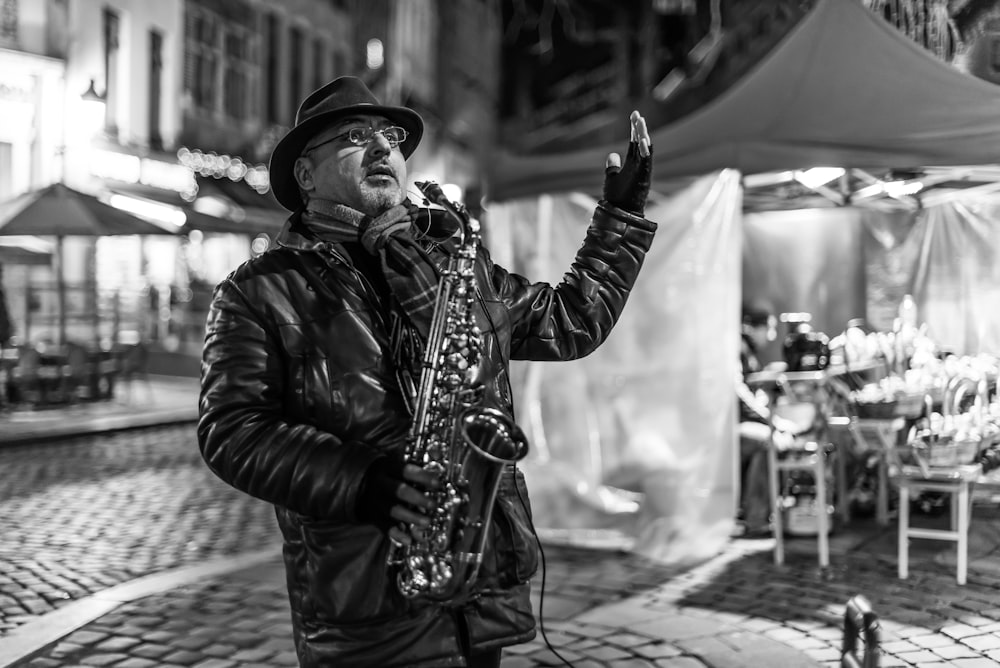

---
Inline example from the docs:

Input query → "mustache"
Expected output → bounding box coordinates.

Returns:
[365,161,397,178]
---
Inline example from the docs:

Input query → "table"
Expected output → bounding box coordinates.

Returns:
[892,463,981,585]
[839,417,907,526]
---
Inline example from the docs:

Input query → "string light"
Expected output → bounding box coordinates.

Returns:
[177,147,271,194]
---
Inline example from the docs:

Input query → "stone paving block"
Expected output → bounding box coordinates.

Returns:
[200,643,240,658]
[963,633,1000,651]
[48,641,86,658]
[880,639,920,655]
[575,600,681,628]
[632,613,737,642]
[951,659,1000,667]
[941,622,983,639]
[161,649,204,665]
[652,657,708,667]
[931,643,981,660]
[802,646,840,663]
[577,644,633,662]
[499,656,535,668]
[63,630,110,646]
[632,642,682,660]
[602,632,657,649]
[897,649,950,665]
[190,659,237,668]
[909,631,963,649]
[114,658,159,668]
[78,653,129,666]
[25,658,63,667]
[781,634,828,650]
[129,642,175,660]
[95,636,142,652]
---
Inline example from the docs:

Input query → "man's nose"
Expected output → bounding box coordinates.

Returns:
[368,132,392,156]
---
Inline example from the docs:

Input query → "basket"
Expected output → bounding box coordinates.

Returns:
[853,393,926,420]
[853,401,898,419]
[897,437,981,469]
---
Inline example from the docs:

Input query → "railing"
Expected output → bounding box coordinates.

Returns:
[5,281,211,350]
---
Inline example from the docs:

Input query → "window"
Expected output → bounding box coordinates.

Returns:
[184,10,218,110]
[264,13,280,123]
[991,38,1000,72]
[332,49,345,78]
[184,4,258,122]
[289,26,305,117]
[313,37,325,91]
[0,142,12,201]
[0,0,17,45]
[149,29,163,149]
[223,30,251,119]
[103,7,120,135]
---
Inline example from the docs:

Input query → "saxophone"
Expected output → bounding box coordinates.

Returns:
[386,181,529,602]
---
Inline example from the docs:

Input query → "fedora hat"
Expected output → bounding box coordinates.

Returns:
[269,76,424,211]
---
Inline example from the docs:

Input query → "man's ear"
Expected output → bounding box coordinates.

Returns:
[293,157,314,193]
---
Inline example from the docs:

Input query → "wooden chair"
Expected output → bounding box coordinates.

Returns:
[116,341,153,404]
[766,371,836,568]
[61,342,91,402]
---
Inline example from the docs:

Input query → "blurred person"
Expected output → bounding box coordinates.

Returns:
[735,300,794,537]
[198,76,657,668]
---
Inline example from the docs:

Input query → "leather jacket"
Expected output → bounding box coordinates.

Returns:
[198,201,656,667]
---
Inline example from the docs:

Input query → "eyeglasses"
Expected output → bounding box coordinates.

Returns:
[306,126,408,154]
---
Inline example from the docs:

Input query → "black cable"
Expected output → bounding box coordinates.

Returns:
[474,236,575,667]
[514,479,576,668]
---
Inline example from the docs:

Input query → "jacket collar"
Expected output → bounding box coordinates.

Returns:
[274,210,350,262]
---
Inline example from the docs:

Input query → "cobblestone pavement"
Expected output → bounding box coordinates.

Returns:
[0,424,279,634]
[7,423,1000,666]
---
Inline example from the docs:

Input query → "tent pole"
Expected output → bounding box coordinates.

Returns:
[57,236,66,347]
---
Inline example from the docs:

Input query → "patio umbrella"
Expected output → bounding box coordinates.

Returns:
[0,182,177,345]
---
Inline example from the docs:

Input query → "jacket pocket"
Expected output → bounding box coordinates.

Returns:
[296,518,408,625]
[491,467,539,587]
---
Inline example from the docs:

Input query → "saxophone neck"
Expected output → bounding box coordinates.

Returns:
[415,181,477,245]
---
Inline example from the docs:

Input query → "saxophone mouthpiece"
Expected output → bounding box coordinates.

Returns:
[416,180,447,206]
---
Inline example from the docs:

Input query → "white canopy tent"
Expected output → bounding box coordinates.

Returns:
[485,0,1000,564]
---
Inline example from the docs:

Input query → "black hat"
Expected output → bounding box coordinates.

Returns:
[268,76,424,211]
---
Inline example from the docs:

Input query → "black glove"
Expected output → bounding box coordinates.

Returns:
[357,454,406,530]
[603,141,653,218]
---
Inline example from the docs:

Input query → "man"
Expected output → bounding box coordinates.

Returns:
[198,76,655,668]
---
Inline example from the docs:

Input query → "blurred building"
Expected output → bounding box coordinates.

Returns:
[496,0,1000,162]
[0,0,500,358]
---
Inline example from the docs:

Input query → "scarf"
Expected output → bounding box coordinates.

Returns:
[303,198,453,339]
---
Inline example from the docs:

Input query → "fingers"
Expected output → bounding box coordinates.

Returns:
[630,110,651,158]
[388,525,411,547]
[387,464,441,535]
[608,112,651,169]
[605,152,622,173]
[402,463,440,489]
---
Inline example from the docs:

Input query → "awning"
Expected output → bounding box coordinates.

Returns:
[103,182,283,236]
[0,236,54,265]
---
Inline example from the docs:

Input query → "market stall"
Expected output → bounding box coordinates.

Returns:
[484,0,1000,564]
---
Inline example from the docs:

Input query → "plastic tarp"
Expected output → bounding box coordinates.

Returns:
[741,207,868,363]
[484,170,742,564]
[489,0,1000,202]
[739,195,1000,362]
[862,196,1000,356]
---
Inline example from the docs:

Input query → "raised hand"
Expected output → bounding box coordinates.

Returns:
[603,110,653,217]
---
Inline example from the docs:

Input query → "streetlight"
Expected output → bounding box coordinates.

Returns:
[78,78,106,138]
